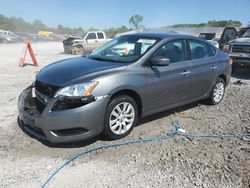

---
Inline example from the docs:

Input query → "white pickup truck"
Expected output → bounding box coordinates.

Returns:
[63,31,110,55]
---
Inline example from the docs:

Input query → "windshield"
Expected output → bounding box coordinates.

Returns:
[86,35,160,63]
[78,32,87,38]
[242,29,250,38]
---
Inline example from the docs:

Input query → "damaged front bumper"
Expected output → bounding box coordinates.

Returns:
[18,86,109,143]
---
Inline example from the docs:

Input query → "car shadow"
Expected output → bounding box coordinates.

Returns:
[232,68,250,80]
[137,102,199,126]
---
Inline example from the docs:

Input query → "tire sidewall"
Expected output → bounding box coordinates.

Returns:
[103,95,138,140]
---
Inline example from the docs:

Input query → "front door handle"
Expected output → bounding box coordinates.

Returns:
[209,66,218,71]
[181,70,191,76]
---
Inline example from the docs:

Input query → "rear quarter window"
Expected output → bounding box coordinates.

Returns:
[97,32,104,39]
[208,44,217,57]
[188,40,210,60]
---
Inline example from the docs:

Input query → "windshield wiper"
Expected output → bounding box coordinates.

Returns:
[88,56,114,62]
[87,56,105,61]
[87,55,129,63]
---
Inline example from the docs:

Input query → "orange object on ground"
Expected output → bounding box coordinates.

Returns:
[19,41,39,67]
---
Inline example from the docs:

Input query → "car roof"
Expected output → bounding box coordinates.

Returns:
[125,32,193,39]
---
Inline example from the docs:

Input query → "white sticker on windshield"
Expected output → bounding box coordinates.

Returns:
[137,39,156,44]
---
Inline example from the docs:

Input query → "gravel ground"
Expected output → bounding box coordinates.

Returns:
[0,42,249,188]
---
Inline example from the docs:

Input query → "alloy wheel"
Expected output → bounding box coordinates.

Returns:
[109,102,135,135]
[213,82,225,103]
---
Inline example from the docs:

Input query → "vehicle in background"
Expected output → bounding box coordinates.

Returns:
[219,27,250,73]
[18,32,231,143]
[16,32,42,42]
[38,31,54,38]
[111,42,135,55]
[0,30,67,43]
[63,31,110,55]
[0,35,5,43]
[208,38,220,48]
[0,32,23,43]
[199,33,216,40]
[0,30,14,35]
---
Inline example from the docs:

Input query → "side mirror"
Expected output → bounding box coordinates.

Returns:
[85,39,88,43]
[150,56,170,66]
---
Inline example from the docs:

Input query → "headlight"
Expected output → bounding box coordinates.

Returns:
[222,44,230,52]
[54,81,98,97]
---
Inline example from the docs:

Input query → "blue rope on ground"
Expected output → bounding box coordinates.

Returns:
[41,119,250,188]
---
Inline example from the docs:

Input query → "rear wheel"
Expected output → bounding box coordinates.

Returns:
[102,95,138,140]
[207,78,225,105]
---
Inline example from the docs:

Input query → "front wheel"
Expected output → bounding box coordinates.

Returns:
[207,78,225,105]
[72,46,85,55]
[102,95,138,140]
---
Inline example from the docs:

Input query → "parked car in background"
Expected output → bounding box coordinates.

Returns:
[0,35,5,43]
[0,32,23,43]
[63,31,110,55]
[219,27,250,72]
[16,32,41,42]
[18,32,231,143]
[199,33,216,40]
[111,42,135,55]
[208,38,220,48]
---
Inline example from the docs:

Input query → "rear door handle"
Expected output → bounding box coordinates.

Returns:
[181,70,191,76]
[209,66,218,71]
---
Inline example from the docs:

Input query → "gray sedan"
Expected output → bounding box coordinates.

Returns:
[18,33,231,143]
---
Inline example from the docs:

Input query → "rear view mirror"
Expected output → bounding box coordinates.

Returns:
[150,56,170,66]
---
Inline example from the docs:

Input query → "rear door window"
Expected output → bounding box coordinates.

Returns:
[153,40,186,64]
[97,32,104,39]
[188,40,210,60]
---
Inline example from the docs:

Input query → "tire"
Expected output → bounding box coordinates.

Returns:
[206,78,225,105]
[72,46,85,55]
[102,95,138,140]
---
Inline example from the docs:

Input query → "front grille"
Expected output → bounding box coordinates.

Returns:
[35,81,59,97]
[35,98,46,113]
[63,38,74,46]
[232,45,250,53]
[35,81,60,113]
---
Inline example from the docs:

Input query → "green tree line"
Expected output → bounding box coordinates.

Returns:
[0,14,247,37]
[0,15,131,36]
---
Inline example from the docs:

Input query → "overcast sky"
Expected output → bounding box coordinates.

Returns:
[0,0,249,29]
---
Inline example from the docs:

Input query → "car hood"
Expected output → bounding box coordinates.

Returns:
[63,36,82,44]
[229,38,250,44]
[36,57,127,86]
